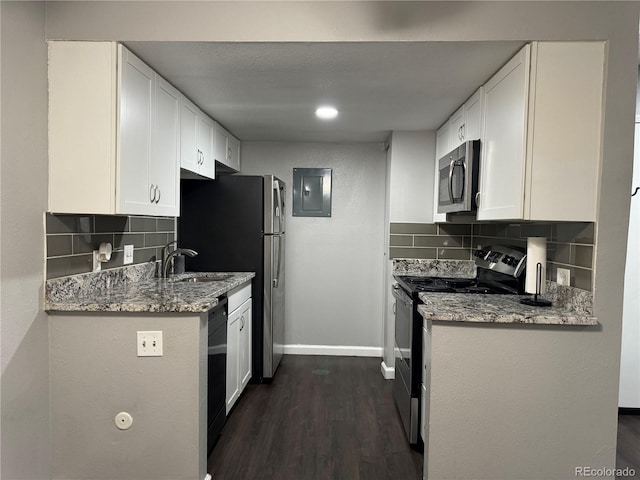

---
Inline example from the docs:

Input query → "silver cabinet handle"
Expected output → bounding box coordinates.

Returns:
[150,184,156,203]
[393,303,396,315]
[239,315,244,331]
[155,187,161,204]
[461,123,465,140]
[475,191,481,208]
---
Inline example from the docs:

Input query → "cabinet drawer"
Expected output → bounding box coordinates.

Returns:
[228,281,251,312]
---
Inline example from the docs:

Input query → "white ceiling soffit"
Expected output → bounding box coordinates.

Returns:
[126,41,525,143]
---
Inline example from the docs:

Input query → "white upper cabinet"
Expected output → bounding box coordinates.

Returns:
[433,87,484,223]
[435,122,451,162]
[477,45,530,220]
[152,76,181,216]
[478,42,604,221]
[448,106,465,149]
[197,112,215,178]
[180,98,200,174]
[214,123,241,173]
[180,96,215,180]
[49,41,180,216]
[118,47,153,215]
[463,88,483,142]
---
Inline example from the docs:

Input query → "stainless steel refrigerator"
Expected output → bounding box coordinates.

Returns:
[179,175,286,381]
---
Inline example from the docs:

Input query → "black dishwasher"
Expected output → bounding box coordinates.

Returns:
[208,298,227,455]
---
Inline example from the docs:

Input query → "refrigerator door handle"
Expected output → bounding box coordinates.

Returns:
[273,235,282,288]
[274,180,283,233]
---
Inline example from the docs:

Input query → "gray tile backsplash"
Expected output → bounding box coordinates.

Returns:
[46,214,176,279]
[389,221,595,291]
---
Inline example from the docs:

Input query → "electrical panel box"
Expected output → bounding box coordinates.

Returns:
[292,168,332,217]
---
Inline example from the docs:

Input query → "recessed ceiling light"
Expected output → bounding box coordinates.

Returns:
[315,106,339,120]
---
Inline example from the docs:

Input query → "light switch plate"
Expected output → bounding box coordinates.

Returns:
[137,331,163,357]
[124,244,134,265]
[557,268,571,286]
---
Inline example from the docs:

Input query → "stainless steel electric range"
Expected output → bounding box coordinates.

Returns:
[392,245,527,448]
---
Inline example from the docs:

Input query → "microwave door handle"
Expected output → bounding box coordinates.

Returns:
[448,158,456,204]
[456,161,466,202]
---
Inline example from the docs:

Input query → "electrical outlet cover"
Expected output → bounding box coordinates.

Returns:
[557,268,571,286]
[124,244,134,265]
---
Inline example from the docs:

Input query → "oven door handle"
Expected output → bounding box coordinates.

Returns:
[392,285,413,307]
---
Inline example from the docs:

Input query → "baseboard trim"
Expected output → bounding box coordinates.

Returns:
[619,407,640,415]
[380,361,395,379]
[283,344,383,357]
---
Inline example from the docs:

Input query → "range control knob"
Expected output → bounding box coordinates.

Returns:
[501,255,511,264]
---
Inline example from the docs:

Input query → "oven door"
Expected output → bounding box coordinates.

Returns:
[392,284,413,381]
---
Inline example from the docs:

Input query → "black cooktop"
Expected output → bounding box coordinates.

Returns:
[395,275,517,296]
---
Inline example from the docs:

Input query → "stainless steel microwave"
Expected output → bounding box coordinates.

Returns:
[437,140,480,214]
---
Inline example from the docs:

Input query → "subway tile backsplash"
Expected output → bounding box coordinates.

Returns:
[46,213,176,279]
[389,221,595,291]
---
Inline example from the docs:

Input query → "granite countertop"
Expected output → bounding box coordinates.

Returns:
[45,271,255,314]
[417,292,598,326]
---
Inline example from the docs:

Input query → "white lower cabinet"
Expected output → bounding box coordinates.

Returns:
[226,282,252,414]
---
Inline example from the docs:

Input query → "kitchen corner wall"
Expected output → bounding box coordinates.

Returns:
[45,214,176,279]
[240,142,386,354]
[1,2,51,478]
[390,221,595,291]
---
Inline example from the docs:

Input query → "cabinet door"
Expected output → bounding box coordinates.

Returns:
[117,46,154,215]
[214,123,228,165]
[180,96,200,175]
[48,41,118,215]
[239,298,252,392]
[448,106,465,149]
[477,44,530,221]
[151,75,180,216]
[524,42,604,222]
[227,134,241,173]
[198,114,215,179]
[463,87,483,141]
[226,309,240,414]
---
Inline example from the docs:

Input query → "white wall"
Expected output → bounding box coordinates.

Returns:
[619,122,640,408]
[241,142,386,355]
[382,130,436,371]
[388,131,436,224]
[0,2,50,479]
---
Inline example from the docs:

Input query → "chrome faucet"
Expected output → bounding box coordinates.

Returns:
[162,241,198,278]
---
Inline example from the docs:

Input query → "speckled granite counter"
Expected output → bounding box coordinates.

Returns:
[393,259,476,278]
[45,263,255,313]
[417,292,597,326]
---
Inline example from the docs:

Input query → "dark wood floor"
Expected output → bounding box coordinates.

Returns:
[208,355,423,480]
[617,413,640,479]
[209,355,640,480]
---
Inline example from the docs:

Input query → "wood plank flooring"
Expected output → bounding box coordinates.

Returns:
[209,355,640,480]
[208,355,423,480]
[617,413,640,478]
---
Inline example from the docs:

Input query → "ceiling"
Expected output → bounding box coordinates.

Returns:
[126,41,525,143]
